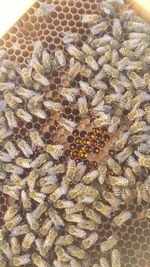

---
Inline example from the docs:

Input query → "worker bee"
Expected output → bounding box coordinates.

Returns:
[43,227,58,249]
[144,208,150,219]
[28,107,47,119]
[100,234,118,253]
[112,19,121,40]
[59,87,79,102]
[124,167,136,186]
[127,107,145,122]
[45,144,63,160]
[0,151,12,162]
[92,113,110,128]
[0,48,7,60]
[31,203,48,220]
[58,116,77,132]
[4,204,19,222]
[122,38,141,49]
[33,72,49,86]
[55,234,73,247]
[85,55,99,71]
[55,246,72,262]
[1,184,19,200]
[103,64,119,78]
[39,175,57,187]
[67,225,87,239]
[2,163,24,175]
[94,201,112,218]
[15,157,32,169]
[107,158,122,175]
[109,79,125,94]
[66,44,84,61]
[67,245,86,259]
[108,116,120,133]
[136,181,148,204]
[108,176,129,187]
[28,56,44,74]
[10,224,29,237]
[81,232,98,250]
[127,71,145,89]
[30,129,45,147]
[65,202,85,215]
[138,154,150,168]
[48,208,64,228]
[102,191,121,211]
[44,100,62,112]
[66,159,76,178]
[117,57,130,72]
[65,213,85,224]
[80,64,93,78]
[81,14,101,25]
[16,108,32,122]
[137,143,150,154]
[29,190,46,204]
[68,183,85,199]
[77,194,95,204]
[35,238,48,257]
[98,49,112,67]
[41,49,51,74]
[70,258,82,267]
[5,109,17,129]
[22,232,35,251]
[112,211,132,227]
[3,141,17,159]
[68,58,81,79]
[10,173,26,187]
[99,257,110,267]
[84,207,101,225]
[48,185,68,203]
[32,40,43,59]
[27,169,39,190]
[16,139,33,158]
[4,214,22,231]
[0,81,15,91]
[77,96,88,116]
[129,121,146,134]
[124,21,150,33]
[18,67,32,87]
[55,49,66,67]
[15,86,37,100]
[115,132,130,151]
[125,61,143,71]
[111,49,119,66]
[115,146,133,164]
[91,21,108,36]
[82,42,97,57]
[39,219,52,237]
[4,91,22,109]
[2,59,17,70]
[111,249,121,267]
[90,79,107,91]
[79,81,95,97]
[26,212,40,231]
[97,164,107,185]
[0,240,13,260]
[14,255,31,266]
[82,170,99,185]
[32,253,49,267]
[127,156,142,171]
[62,31,80,44]
[10,237,20,255]
[21,190,32,210]
[31,153,49,168]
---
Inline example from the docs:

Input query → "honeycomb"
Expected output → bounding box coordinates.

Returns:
[0,0,150,266]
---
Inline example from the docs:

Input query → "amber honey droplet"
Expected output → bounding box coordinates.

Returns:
[75,137,82,144]
[73,129,79,137]
[88,131,95,139]
[109,150,115,156]
[67,136,74,143]
[101,126,107,134]
[70,143,77,150]
[80,130,87,138]
[104,134,110,141]
[98,140,105,148]
[79,151,88,159]
[91,140,97,146]
[96,133,102,140]
[72,150,79,158]
[77,144,84,151]
[85,146,92,153]
[93,147,100,154]
[83,138,91,145]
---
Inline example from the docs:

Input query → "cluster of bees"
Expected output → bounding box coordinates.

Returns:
[0,0,150,266]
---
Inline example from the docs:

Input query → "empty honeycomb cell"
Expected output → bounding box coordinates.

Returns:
[1,205,7,212]
[0,197,5,204]
[144,252,150,260]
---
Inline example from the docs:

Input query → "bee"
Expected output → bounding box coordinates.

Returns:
[136,181,148,204]
[103,64,119,78]
[99,257,110,267]
[138,155,150,168]
[82,42,97,57]
[91,21,108,35]
[0,126,12,143]
[0,151,12,162]
[66,159,76,179]
[81,232,98,250]
[82,170,99,185]
[35,2,55,17]
[74,162,86,183]
[4,214,22,231]
[67,245,86,259]
[13,254,31,266]
[122,38,141,49]
[65,213,85,224]
[112,211,132,227]
[127,71,145,89]
[68,183,86,199]
[21,190,32,210]
[55,49,66,67]
[28,107,47,119]
[144,175,150,192]
[10,237,20,255]
[67,225,87,239]
[0,254,6,267]
[119,47,134,58]
[31,203,48,220]
[77,194,95,204]
[2,163,24,175]
[98,164,107,186]
[132,92,150,106]
[33,72,49,86]
[30,129,45,147]
[68,58,81,79]
[70,258,82,267]
[111,249,121,267]
[81,14,100,25]
[31,153,49,168]
[115,132,130,152]
[4,204,19,222]
[32,253,50,267]
[43,227,58,249]
[15,157,32,169]
[19,67,32,87]
[55,246,72,262]
[117,57,130,72]
[59,87,79,102]
[35,238,48,257]
[26,213,40,231]
[48,208,64,228]
[77,96,88,116]
[16,108,32,122]
[66,44,84,61]
[124,167,136,186]
[1,184,19,200]
[100,234,118,253]
[28,56,44,74]
[96,44,111,55]
[45,144,63,160]
[17,139,33,158]
[109,79,125,94]
[39,219,52,237]
[27,169,39,190]
[94,201,112,218]
[0,240,13,260]
[111,49,119,66]
[108,116,120,133]
[108,176,129,187]
[10,224,29,237]
[92,113,110,128]
[102,191,121,211]
[29,190,46,204]
[127,156,142,171]
[58,116,77,132]
[105,92,122,104]
[39,175,57,187]
[40,181,57,193]
[62,31,80,44]
[5,109,17,129]
[127,107,145,122]
[90,79,107,91]
[4,91,22,109]
[85,55,99,71]
[112,19,121,40]
[32,40,43,59]
[15,86,37,100]
[134,40,148,58]
[137,143,150,154]
[22,232,35,251]
[41,49,51,74]
[125,61,143,71]
[79,81,95,97]
[65,202,85,215]
[3,59,17,69]
[124,21,150,34]
[129,121,146,134]
[107,158,122,175]
[0,81,15,91]
[43,100,62,112]
[0,48,7,60]
[115,146,133,164]
[55,234,73,247]
[48,185,68,203]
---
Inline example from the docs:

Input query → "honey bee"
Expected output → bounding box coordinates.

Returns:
[22,232,35,251]
[0,48,7,60]
[48,208,64,228]
[33,72,49,86]
[90,79,107,91]
[31,153,49,168]
[28,56,44,74]
[32,253,50,267]
[67,245,86,259]
[59,87,79,102]
[108,116,120,133]
[105,93,121,104]
[127,156,142,171]
[5,109,17,129]
[74,162,87,183]
[92,114,110,128]
[138,154,150,168]
[129,121,146,134]
[18,67,32,87]
[144,175,150,192]
[79,81,95,97]
[137,143,150,154]
[4,204,19,222]
[10,174,26,187]
[111,249,121,267]
[32,40,43,59]
[15,157,32,169]
[40,184,57,195]
[58,116,77,132]
[116,57,130,72]
[122,38,141,49]
[16,108,32,122]
[112,211,132,227]
[10,224,29,237]
[124,167,136,186]
[56,234,73,247]
[62,31,80,44]
[70,258,82,267]
[2,163,24,175]
[39,175,57,188]
[29,190,46,204]
[66,44,84,61]
[84,207,101,224]
[67,225,87,239]
[48,185,68,203]
[128,107,145,122]
[21,190,32,210]
[85,55,99,71]
[115,132,130,152]
[1,184,19,200]
[115,146,133,164]
[81,232,98,250]
[31,203,48,220]
[65,213,85,224]
[66,159,76,178]
[30,129,45,147]
[55,49,66,67]
[55,246,72,262]
[91,21,108,36]
[39,160,53,176]
[81,14,101,25]
[43,227,58,249]
[136,181,148,204]
[10,237,20,255]
[82,42,97,57]
[100,234,118,253]
[3,141,17,160]
[4,91,22,109]
[127,71,145,89]
[26,212,40,231]
[108,176,129,187]
[82,170,99,185]
[0,81,15,91]
[27,169,39,190]
[77,96,88,116]
[132,92,150,106]
[45,144,63,160]
[109,79,125,94]
[77,194,95,204]
[68,183,86,199]
[15,86,37,100]
[0,151,12,162]
[125,61,143,71]
[80,64,93,78]
[28,107,47,119]
[112,19,121,40]
[107,158,122,175]
[68,58,81,79]
[0,240,13,260]
[134,40,148,58]
[16,139,33,158]
[35,238,48,257]
[124,21,150,33]
[65,202,85,215]
[94,201,112,218]
[103,64,119,78]
[4,214,22,231]
[102,191,121,211]
[39,219,52,237]
[41,49,51,74]
[99,257,110,267]
[111,49,119,66]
